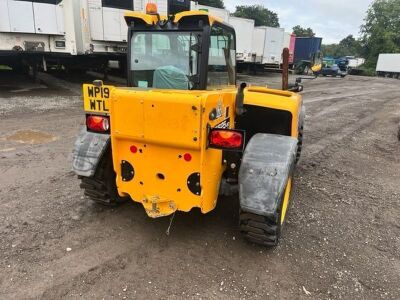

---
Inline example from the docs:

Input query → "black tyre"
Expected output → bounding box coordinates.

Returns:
[295,125,304,164]
[78,149,128,206]
[239,179,292,247]
[239,211,282,247]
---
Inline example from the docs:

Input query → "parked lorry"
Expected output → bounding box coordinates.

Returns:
[294,37,322,64]
[293,37,323,74]
[376,54,400,79]
[72,3,305,247]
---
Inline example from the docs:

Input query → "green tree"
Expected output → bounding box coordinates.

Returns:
[321,35,362,57]
[198,0,225,9]
[292,25,315,37]
[361,0,400,67]
[233,5,279,27]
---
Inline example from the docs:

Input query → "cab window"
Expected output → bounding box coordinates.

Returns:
[207,24,236,89]
[130,31,199,90]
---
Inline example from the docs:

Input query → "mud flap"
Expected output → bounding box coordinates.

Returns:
[239,133,297,217]
[72,128,110,177]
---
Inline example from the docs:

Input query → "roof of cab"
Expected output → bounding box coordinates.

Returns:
[124,10,227,27]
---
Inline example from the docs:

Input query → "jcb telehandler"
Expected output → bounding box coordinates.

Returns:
[72,1,305,247]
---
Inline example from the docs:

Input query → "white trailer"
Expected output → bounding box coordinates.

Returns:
[250,26,285,66]
[260,26,284,66]
[0,0,76,60]
[0,0,170,71]
[376,53,400,78]
[251,27,266,64]
[191,3,230,22]
[228,16,255,63]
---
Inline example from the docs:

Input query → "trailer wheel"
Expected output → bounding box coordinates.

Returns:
[239,178,292,247]
[79,149,128,206]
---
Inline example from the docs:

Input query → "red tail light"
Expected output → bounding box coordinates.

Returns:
[209,129,244,151]
[86,115,110,133]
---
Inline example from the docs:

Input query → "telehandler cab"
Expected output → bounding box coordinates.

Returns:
[72,2,305,247]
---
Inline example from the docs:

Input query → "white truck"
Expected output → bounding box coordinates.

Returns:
[376,54,400,79]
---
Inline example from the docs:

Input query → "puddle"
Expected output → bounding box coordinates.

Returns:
[6,130,58,144]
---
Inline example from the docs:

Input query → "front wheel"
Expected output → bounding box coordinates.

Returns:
[79,148,128,206]
[239,178,293,247]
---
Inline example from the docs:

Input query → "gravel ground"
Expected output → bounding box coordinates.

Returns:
[0,70,399,299]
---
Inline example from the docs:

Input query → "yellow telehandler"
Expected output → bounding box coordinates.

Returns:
[72,1,305,247]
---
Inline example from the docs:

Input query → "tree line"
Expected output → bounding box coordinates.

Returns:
[198,0,400,68]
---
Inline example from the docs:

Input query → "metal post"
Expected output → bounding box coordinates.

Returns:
[282,48,289,90]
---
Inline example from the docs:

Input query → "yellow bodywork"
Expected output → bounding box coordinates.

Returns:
[124,10,224,27]
[82,84,302,218]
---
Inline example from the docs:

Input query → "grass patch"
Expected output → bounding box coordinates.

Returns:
[0,65,12,70]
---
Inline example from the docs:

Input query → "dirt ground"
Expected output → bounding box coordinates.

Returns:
[0,71,399,299]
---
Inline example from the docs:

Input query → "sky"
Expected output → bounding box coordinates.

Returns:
[224,0,374,44]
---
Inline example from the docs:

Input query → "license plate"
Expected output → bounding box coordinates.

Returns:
[83,84,112,114]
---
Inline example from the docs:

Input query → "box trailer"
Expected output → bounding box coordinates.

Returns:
[0,0,170,71]
[0,0,76,68]
[261,26,285,66]
[293,37,322,64]
[283,32,296,65]
[251,27,266,64]
[228,16,255,63]
[191,3,230,22]
[250,26,285,66]
[376,53,400,78]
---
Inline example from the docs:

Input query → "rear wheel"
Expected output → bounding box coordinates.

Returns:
[79,149,128,206]
[295,125,304,164]
[239,178,292,247]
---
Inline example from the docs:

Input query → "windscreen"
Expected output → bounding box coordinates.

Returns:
[130,31,199,90]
